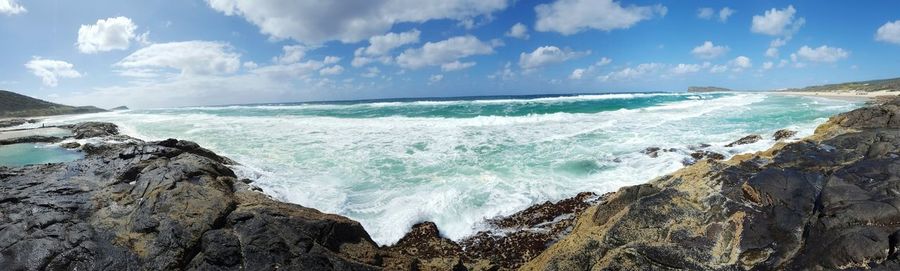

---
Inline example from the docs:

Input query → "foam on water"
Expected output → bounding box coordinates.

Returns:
[42,92,860,245]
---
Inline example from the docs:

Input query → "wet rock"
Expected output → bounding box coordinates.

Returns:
[0,123,381,270]
[522,97,900,270]
[641,147,678,158]
[690,150,725,161]
[725,134,762,147]
[772,129,797,141]
[68,122,119,139]
[0,118,36,128]
[0,135,62,145]
[60,142,81,149]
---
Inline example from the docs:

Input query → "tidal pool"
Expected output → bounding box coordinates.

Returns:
[0,143,83,167]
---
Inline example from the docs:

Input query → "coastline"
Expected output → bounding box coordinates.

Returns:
[1,95,899,269]
[769,90,900,101]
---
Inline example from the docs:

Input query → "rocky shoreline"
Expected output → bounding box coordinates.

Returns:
[1,96,899,270]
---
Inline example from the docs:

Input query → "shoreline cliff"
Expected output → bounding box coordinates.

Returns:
[1,96,898,270]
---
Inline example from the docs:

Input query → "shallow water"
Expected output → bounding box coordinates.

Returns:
[41,92,861,245]
[0,143,83,167]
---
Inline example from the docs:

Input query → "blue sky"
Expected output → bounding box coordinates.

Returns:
[1,0,899,108]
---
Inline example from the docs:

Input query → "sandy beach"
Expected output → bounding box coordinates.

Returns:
[770,90,900,101]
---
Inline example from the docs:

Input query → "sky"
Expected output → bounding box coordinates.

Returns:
[1,0,899,108]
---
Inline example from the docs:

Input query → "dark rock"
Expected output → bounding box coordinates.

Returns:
[772,129,797,141]
[641,147,678,158]
[523,96,900,270]
[0,135,62,145]
[725,134,762,147]
[0,118,36,128]
[67,122,119,139]
[110,106,129,111]
[60,142,81,149]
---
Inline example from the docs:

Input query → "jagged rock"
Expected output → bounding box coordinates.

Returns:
[0,135,62,145]
[67,122,119,139]
[725,134,762,147]
[60,142,81,149]
[0,126,381,270]
[0,118,36,128]
[521,97,900,270]
[642,147,678,158]
[773,129,797,141]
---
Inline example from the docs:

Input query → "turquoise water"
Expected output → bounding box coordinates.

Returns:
[0,143,83,166]
[43,92,860,244]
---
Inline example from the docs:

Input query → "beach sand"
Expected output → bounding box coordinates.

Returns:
[771,90,900,101]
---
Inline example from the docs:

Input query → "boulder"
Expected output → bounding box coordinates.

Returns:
[725,134,762,147]
[772,129,797,141]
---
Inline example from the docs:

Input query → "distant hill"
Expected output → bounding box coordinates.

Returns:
[110,106,129,111]
[687,86,732,93]
[787,77,900,92]
[0,90,106,118]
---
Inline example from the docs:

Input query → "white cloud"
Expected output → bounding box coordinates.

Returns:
[569,68,585,79]
[670,63,704,75]
[323,56,342,65]
[506,23,529,39]
[600,63,663,81]
[751,5,804,36]
[273,45,311,64]
[730,56,752,71]
[709,64,728,73]
[441,61,476,71]
[396,35,495,69]
[698,7,734,22]
[875,20,900,44]
[765,47,779,58]
[362,29,421,56]
[116,41,241,76]
[0,0,26,15]
[596,57,612,66]
[429,74,443,83]
[697,8,714,20]
[488,62,515,80]
[518,46,589,69]
[534,0,666,35]
[243,61,258,69]
[361,67,381,78]
[691,41,728,59]
[718,7,735,22]
[206,0,509,44]
[762,61,774,70]
[319,65,344,76]
[24,57,82,87]
[795,45,849,63]
[77,16,141,53]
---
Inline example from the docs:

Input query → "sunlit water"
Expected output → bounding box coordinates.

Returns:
[38,92,860,245]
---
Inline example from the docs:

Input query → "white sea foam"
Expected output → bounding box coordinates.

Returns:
[39,93,859,245]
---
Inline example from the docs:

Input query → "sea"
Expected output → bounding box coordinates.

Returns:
[28,92,861,245]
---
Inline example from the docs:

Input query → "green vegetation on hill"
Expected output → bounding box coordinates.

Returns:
[0,90,106,118]
[788,77,900,92]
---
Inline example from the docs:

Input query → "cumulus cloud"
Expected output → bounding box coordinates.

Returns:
[77,16,143,53]
[273,45,311,64]
[568,57,612,80]
[691,41,728,59]
[206,0,508,44]
[319,65,344,76]
[698,7,734,22]
[709,64,728,73]
[751,5,804,37]
[115,41,241,77]
[0,0,26,15]
[569,68,586,79]
[670,63,709,75]
[795,45,849,63]
[429,74,444,83]
[362,29,420,56]
[762,61,774,70]
[506,23,529,39]
[518,46,589,69]
[441,61,476,71]
[361,67,381,78]
[875,20,900,44]
[351,29,420,67]
[729,56,752,71]
[323,56,341,65]
[24,57,82,87]
[534,0,666,35]
[600,63,663,81]
[395,35,495,69]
